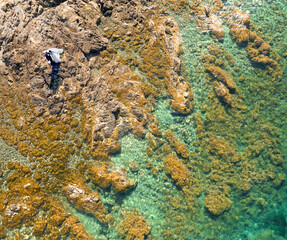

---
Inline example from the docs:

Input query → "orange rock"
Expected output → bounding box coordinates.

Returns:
[56,213,95,239]
[167,72,194,115]
[201,54,216,64]
[229,26,249,44]
[89,164,136,193]
[33,218,47,236]
[226,9,280,76]
[204,189,231,215]
[118,210,151,240]
[229,8,250,27]
[193,4,225,40]
[246,33,278,69]
[258,42,271,55]
[148,122,162,136]
[164,153,190,186]
[206,65,237,91]
[64,216,95,240]
[213,81,232,105]
[88,164,112,189]
[110,169,137,193]
[226,8,251,44]
[165,129,189,159]
[63,177,108,224]
[0,176,44,229]
[208,14,225,41]
[60,215,79,235]
[208,44,222,57]
[249,31,257,41]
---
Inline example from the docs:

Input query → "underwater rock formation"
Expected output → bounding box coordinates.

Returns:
[63,183,108,223]
[165,129,190,159]
[118,209,151,240]
[206,66,237,92]
[89,163,136,193]
[164,153,190,187]
[204,188,231,215]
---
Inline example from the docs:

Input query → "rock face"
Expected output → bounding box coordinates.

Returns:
[0,0,108,115]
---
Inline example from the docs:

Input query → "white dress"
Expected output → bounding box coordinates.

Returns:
[42,48,64,63]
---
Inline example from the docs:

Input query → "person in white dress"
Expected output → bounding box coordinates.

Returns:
[42,48,63,89]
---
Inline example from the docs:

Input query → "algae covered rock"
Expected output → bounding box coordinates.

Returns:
[118,209,151,240]
[164,153,190,187]
[33,218,47,236]
[63,181,108,224]
[89,163,136,193]
[0,176,44,229]
[110,168,137,193]
[204,189,231,215]
[0,0,108,116]
[0,226,6,239]
[165,129,190,159]
[207,14,225,41]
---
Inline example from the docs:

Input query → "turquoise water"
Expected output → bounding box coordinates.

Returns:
[0,0,286,239]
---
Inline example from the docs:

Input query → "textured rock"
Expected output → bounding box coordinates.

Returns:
[0,176,43,228]
[206,65,237,92]
[207,14,225,41]
[118,209,151,240]
[165,129,190,159]
[164,153,190,187]
[0,0,108,116]
[213,81,232,105]
[89,163,136,193]
[205,189,231,215]
[192,5,225,41]
[226,8,250,44]
[63,179,108,224]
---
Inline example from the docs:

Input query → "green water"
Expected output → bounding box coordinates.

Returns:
[56,1,287,239]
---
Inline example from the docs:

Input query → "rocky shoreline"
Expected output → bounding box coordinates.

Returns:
[0,0,285,239]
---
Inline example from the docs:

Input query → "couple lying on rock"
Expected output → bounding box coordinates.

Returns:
[42,48,63,89]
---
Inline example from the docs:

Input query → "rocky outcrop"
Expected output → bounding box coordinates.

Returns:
[0,176,43,229]
[225,7,282,78]
[191,4,224,41]
[0,0,108,116]
[0,0,193,161]
[164,153,190,187]
[88,163,136,193]
[204,188,231,215]
[63,178,109,224]
[118,209,151,240]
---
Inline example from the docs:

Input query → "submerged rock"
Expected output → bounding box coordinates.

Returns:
[88,163,137,193]
[118,209,151,240]
[63,181,108,224]
[204,189,231,215]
